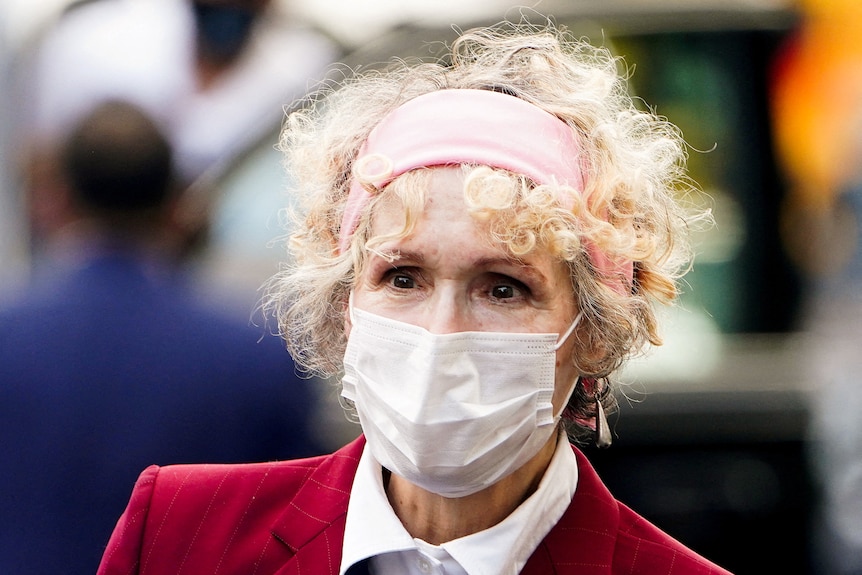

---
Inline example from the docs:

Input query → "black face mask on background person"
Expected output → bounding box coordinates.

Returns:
[192,3,258,64]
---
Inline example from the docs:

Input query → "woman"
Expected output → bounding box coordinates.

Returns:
[97,20,730,575]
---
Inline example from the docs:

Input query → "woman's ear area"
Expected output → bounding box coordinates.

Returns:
[572,314,610,370]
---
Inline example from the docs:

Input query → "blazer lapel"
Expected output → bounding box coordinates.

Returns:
[271,435,367,575]
[522,446,619,575]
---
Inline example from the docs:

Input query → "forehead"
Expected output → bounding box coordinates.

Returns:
[366,167,565,272]
[369,167,489,244]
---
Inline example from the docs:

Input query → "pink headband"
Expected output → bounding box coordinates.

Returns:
[338,89,633,292]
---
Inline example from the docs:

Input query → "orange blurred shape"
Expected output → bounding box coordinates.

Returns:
[770,0,862,207]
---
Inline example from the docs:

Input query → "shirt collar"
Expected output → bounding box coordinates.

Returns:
[339,430,578,575]
[339,442,415,574]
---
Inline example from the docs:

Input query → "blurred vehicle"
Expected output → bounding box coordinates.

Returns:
[191,2,814,574]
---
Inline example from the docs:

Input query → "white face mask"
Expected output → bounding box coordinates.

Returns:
[341,298,581,498]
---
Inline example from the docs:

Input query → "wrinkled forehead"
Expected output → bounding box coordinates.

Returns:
[362,167,540,252]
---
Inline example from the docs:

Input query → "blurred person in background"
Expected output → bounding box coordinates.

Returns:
[0,100,324,575]
[12,0,340,298]
[769,0,862,573]
[19,0,339,185]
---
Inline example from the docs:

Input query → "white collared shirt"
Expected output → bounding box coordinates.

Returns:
[339,430,578,575]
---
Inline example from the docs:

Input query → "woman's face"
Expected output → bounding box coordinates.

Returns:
[350,167,582,414]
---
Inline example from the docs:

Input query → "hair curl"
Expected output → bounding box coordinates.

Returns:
[263,19,708,441]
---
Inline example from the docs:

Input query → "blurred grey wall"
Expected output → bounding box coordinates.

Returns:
[0,6,29,297]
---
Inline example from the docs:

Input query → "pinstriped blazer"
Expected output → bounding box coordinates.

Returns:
[97,435,733,575]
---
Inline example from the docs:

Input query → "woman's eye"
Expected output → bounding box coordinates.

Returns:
[490,283,520,300]
[390,273,415,289]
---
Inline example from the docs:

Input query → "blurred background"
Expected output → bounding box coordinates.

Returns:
[3,0,862,574]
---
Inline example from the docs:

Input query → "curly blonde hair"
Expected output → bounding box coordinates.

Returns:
[264,19,707,441]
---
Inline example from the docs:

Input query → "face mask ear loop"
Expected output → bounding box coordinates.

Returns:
[553,311,584,420]
[347,291,357,325]
[554,311,583,351]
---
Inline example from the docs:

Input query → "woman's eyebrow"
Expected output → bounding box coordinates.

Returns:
[368,249,548,283]
[367,247,422,266]
[472,257,549,283]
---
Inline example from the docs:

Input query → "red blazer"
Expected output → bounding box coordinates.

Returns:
[98,436,732,575]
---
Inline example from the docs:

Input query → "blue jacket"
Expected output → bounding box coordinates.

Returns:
[0,249,324,574]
